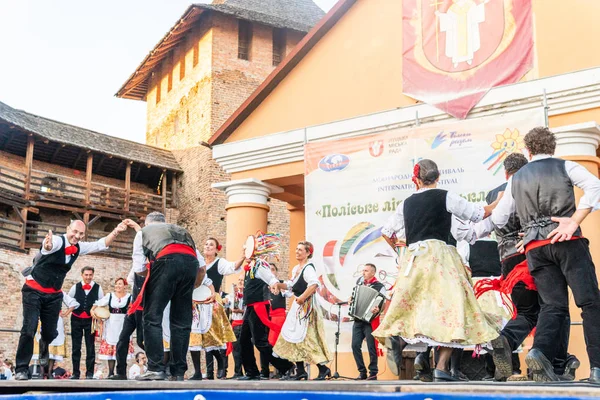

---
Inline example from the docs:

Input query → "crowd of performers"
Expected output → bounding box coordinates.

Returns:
[10,126,600,384]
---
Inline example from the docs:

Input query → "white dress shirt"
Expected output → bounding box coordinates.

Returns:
[207,258,242,276]
[382,188,485,241]
[491,154,600,229]
[131,230,206,273]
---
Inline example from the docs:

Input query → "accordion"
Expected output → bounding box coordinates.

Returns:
[349,285,385,323]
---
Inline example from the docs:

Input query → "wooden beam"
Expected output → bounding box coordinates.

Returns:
[13,206,25,223]
[85,153,93,205]
[124,161,132,211]
[30,200,124,220]
[88,215,101,227]
[72,149,85,169]
[162,169,167,215]
[73,212,83,221]
[171,173,178,208]
[83,212,89,241]
[51,144,66,163]
[24,135,35,200]
[20,208,28,250]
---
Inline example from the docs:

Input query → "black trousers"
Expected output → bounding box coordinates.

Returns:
[240,305,292,377]
[143,253,198,376]
[232,323,243,375]
[500,254,540,351]
[351,320,378,375]
[15,286,62,374]
[71,316,96,377]
[116,310,144,376]
[527,239,600,369]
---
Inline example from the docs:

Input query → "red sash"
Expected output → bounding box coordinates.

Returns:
[72,311,92,319]
[524,236,582,254]
[267,308,286,346]
[25,280,61,294]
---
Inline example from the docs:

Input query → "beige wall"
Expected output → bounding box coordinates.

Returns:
[227,0,600,143]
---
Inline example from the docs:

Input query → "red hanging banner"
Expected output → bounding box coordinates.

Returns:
[403,0,534,118]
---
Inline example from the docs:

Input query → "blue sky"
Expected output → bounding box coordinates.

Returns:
[0,0,337,144]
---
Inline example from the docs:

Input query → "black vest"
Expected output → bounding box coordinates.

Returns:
[404,189,452,245]
[512,158,581,246]
[206,259,224,293]
[486,182,522,261]
[469,240,502,277]
[141,223,196,260]
[108,293,131,314]
[291,264,317,297]
[243,269,269,305]
[269,279,286,310]
[31,236,80,290]
[356,277,385,293]
[73,282,100,317]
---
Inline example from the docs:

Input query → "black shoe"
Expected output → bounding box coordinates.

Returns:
[85,374,94,380]
[491,335,513,381]
[70,375,80,380]
[260,374,269,380]
[189,372,202,381]
[526,349,560,382]
[237,375,261,380]
[367,374,378,381]
[108,374,127,380]
[313,367,331,381]
[15,371,30,381]
[175,376,185,381]
[590,367,600,385]
[136,371,168,381]
[433,369,460,382]
[414,353,433,382]
[355,373,367,380]
[230,373,242,380]
[450,369,468,382]
[291,372,308,380]
[481,374,495,382]
[217,369,226,379]
[561,354,580,381]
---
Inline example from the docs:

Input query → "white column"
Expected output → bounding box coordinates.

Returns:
[212,178,283,204]
[553,122,600,157]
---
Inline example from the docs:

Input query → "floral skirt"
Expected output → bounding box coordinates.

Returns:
[189,303,236,351]
[372,240,499,348]
[273,298,332,364]
[98,339,134,360]
[472,277,513,331]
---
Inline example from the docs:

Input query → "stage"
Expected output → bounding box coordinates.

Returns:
[1,379,599,399]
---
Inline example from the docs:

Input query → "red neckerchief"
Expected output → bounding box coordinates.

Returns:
[364,277,377,285]
[65,245,78,256]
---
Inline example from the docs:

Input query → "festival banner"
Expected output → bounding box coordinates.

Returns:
[304,108,544,352]
[403,0,534,119]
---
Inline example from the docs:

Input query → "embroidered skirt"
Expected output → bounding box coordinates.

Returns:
[372,240,499,348]
[189,302,236,351]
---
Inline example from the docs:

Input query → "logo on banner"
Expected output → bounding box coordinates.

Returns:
[402,0,533,118]
[318,154,350,172]
[428,132,448,149]
[369,140,384,157]
[483,128,525,174]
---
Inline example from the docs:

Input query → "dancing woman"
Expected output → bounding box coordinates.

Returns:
[272,241,332,380]
[372,159,500,382]
[188,238,244,380]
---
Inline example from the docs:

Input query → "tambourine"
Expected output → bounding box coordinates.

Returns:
[244,235,256,259]
[93,306,110,320]
[192,285,212,303]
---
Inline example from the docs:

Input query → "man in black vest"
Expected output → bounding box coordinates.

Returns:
[351,263,386,380]
[67,266,103,379]
[489,127,600,384]
[108,265,145,380]
[14,220,126,380]
[238,260,293,380]
[229,278,246,379]
[126,212,204,381]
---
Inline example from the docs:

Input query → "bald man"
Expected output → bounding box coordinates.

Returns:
[15,220,127,380]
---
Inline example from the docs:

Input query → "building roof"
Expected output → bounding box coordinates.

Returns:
[116,1,325,101]
[0,100,182,172]
[208,0,356,146]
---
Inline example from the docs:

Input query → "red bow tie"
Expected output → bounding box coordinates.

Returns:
[65,245,78,256]
[236,292,243,299]
[82,284,92,291]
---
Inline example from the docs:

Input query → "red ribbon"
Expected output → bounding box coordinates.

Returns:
[82,284,92,291]
[65,245,78,256]
[411,164,421,186]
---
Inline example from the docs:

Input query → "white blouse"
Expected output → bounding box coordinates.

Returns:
[285,263,320,290]
[95,292,131,310]
[381,188,485,241]
[207,258,241,276]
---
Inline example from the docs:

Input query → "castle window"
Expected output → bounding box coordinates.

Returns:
[179,49,186,80]
[238,20,252,60]
[193,41,199,67]
[272,28,286,66]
